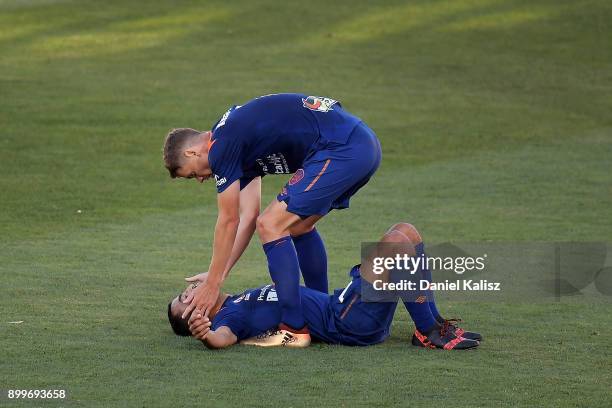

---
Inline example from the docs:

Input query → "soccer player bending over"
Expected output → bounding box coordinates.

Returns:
[163,94,381,347]
[167,223,482,350]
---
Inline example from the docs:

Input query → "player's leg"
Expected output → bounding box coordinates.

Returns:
[254,123,380,346]
[385,223,444,317]
[361,228,439,335]
[359,226,478,349]
[330,273,399,346]
[257,200,312,346]
[289,216,328,293]
[388,223,482,342]
[276,123,381,299]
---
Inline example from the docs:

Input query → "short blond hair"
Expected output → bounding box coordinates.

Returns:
[163,128,202,178]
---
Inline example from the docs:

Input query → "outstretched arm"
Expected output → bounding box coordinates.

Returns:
[182,180,240,318]
[209,179,241,284]
[185,178,261,284]
[221,177,261,279]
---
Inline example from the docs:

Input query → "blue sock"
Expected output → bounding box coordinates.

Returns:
[263,236,305,329]
[398,263,436,333]
[403,298,438,333]
[398,243,438,333]
[415,242,443,322]
[292,228,328,293]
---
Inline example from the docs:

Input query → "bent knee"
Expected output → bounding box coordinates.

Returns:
[388,222,422,244]
[256,214,273,236]
[256,213,287,241]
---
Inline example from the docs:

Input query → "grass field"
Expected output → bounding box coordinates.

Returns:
[1,0,611,406]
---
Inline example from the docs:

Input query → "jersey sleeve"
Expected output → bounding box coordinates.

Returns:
[211,309,250,340]
[208,133,244,194]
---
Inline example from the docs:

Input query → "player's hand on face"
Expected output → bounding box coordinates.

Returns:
[185,272,209,283]
[182,279,221,319]
[181,274,208,305]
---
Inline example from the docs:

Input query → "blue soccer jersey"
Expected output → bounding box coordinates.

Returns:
[210,284,336,342]
[211,270,397,346]
[208,93,363,193]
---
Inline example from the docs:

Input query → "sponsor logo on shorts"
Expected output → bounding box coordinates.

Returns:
[215,174,227,187]
[288,169,304,185]
[302,96,338,112]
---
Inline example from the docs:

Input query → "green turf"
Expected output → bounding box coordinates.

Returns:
[1,0,611,406]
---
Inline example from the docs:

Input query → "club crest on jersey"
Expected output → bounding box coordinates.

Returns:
[302,96,338,112]
[288,169,304,185]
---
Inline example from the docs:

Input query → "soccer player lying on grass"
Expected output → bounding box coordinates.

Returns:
[167,223,482,350]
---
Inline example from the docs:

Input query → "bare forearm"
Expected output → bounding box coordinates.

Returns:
[222,214,257,279]
[208,216,239,285]
[203,327,237,349]
[222,177,261,279]
[202,332,228,349]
